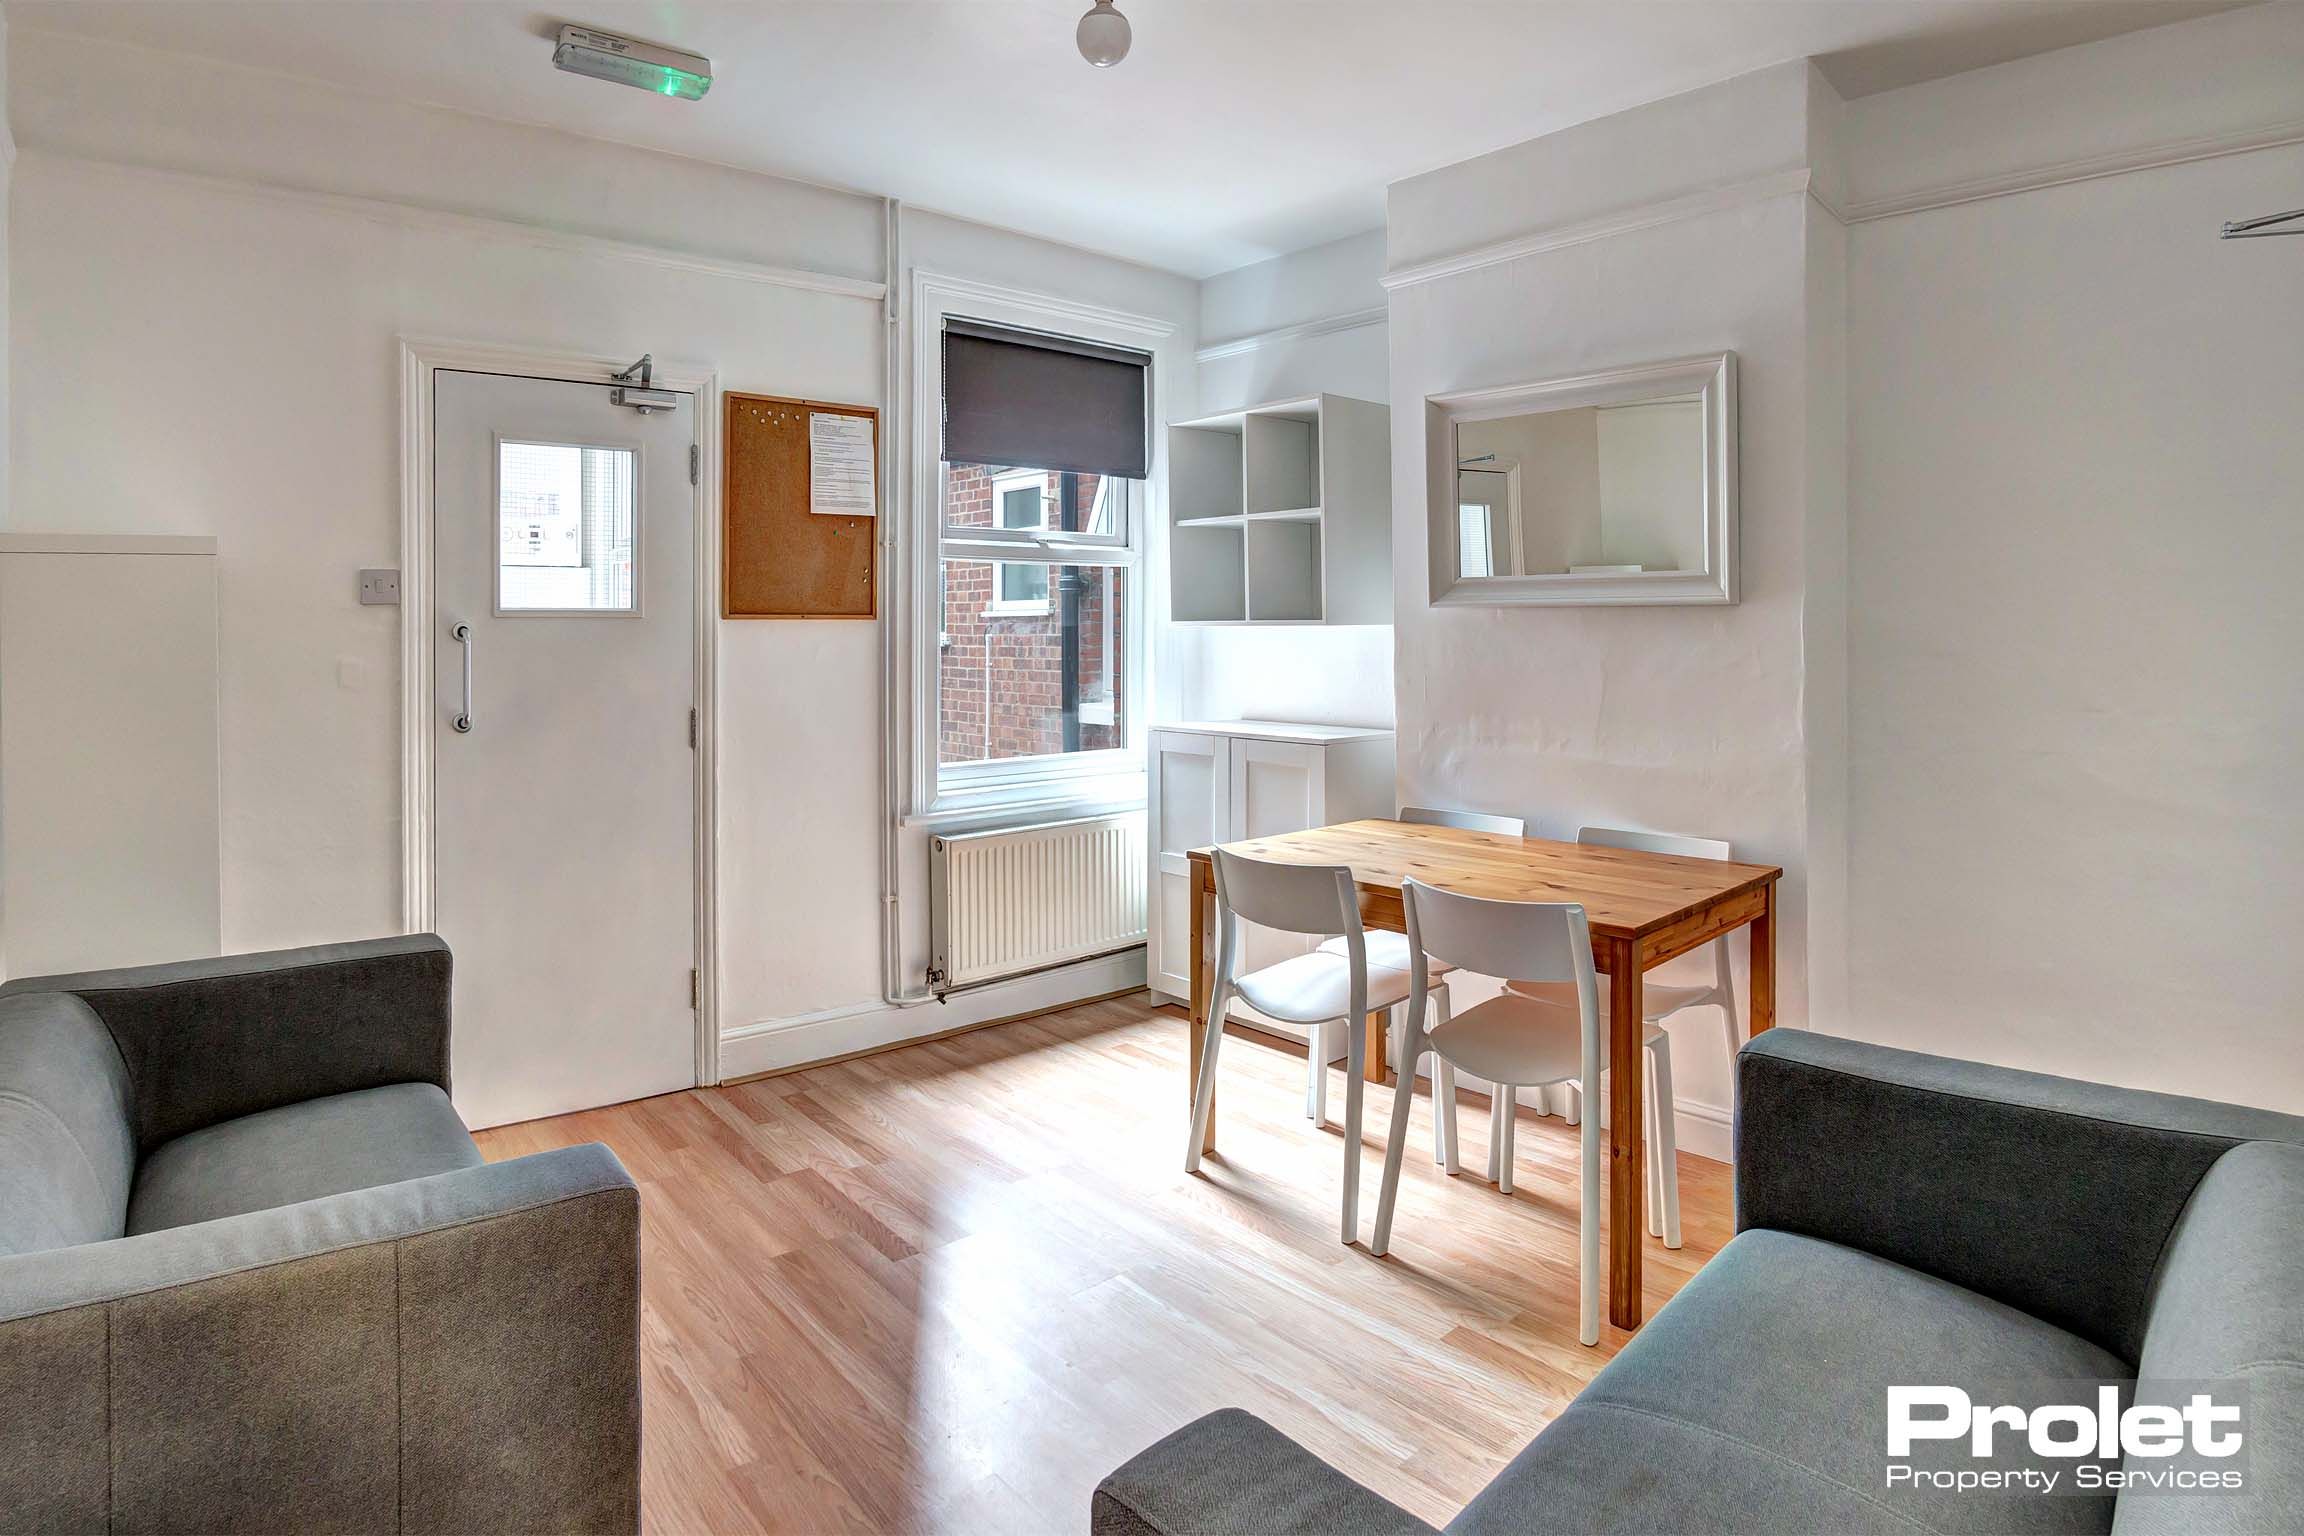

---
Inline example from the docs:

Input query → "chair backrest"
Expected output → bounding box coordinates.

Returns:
[1407,881,1601,1100]
[1579,826,1734,990]
[0,992,136,1256]
[1577,824,1730,862]
[1403,879,1596,1002]
[1210,848,1361,942]
[1401,805,1527,837]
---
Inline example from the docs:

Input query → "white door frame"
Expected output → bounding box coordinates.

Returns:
[399,337,723,1087]
[1457,459,1522,577]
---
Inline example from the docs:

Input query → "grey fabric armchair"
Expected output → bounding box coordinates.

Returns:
[1096,1029,2304,1536]
[0,935,641,1535]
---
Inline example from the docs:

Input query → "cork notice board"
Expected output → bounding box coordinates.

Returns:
[723,392,879,618]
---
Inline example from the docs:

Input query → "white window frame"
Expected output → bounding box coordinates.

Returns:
[906,272,1172,825]
[1452,457,1519,583]
[492,435,645,618]
[985,470,1055,615]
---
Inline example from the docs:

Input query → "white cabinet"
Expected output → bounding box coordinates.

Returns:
[0,534,221,977]
[1232,737,1328,841]
[1150,729,1226,1002]
[1146,721,1395,1020]
[1166,394,1392,625]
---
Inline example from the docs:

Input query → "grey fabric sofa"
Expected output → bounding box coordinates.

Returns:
[1096,1029,2304,1536]
[0,935,641,1535]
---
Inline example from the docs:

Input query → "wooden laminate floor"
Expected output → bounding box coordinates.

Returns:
[475,991,1732,1535]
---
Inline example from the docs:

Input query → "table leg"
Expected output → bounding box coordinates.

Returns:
[1189,860,1216,1156]
[1607,936,1646,1330]
[1363,1008,1389,1084]
[1748,881,1776,1035]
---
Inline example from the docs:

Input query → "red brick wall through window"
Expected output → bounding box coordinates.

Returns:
[938,464,1126,766]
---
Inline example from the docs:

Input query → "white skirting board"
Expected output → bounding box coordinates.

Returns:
[720,947,1148,1081]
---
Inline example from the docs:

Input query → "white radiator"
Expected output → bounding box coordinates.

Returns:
[928,811,1148,992]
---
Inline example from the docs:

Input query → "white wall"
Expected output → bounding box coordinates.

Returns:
[4,30,1193,1072]
[1836,4,2304,220]
[1385,62,1846,1137]
[1839,4,2304,1112]
[9,148,887,1007]
[1458,410,1603,573]
[1198,229,1390,412]
[5,30,880,284]
[1375,3,2302,1123]
[0,10,12,527]
[0,14,11,947]
[1595,400,1707,572]
[1184,229,1394,729]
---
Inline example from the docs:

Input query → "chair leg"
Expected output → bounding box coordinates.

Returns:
[1650,1039,1683,1250]
[1306,1021,1327,1125]
[1560,1081,1581,1126]
[1484,1083,1503,1184]
[1495,1086,1517,1195]
[1578,1075,1601,1347]
[1371,1017,1423,1258]
[1185,974,1233,1173]
[1644,1064,1663,1238]
[1341,1012,1367,1244]
[1428,986,1454,1167]
[1436,1058,1460,1176]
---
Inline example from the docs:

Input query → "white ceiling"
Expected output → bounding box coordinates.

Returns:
[6,1,2246,277]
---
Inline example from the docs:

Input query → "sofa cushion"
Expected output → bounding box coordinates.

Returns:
[2113,1140,2304,1536]
[1446,1229,2129,1536]
[127,1083,481,1235]
[0,993,136,1255]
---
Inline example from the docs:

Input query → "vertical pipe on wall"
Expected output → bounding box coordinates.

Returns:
[1058,475,1082,754]
[880,197,934,1007]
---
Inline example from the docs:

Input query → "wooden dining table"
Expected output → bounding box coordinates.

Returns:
[1186,818,1782,1330]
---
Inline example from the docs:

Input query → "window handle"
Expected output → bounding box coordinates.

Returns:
[451,622,474,734]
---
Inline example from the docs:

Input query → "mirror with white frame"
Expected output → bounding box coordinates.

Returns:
[1426,353,1736,606]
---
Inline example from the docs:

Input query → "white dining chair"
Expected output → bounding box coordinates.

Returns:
[1186,847,1415,1244]
[1312,806,1527,1167]
[1515,826,1738,1229]
[1397,805,1528,837]
[1370,879,1680,1346]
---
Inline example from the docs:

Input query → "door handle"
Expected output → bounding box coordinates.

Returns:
[451,622,474,733]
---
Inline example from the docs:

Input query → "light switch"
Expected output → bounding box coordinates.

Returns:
[359,568,401,605]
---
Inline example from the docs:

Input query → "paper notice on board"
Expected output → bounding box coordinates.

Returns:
[809,412,876,517]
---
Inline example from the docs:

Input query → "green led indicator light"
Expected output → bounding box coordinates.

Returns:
[554,28,712,102]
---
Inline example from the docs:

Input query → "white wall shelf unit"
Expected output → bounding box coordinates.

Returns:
[1166,394,1392,626]
[1146,720,1396,1036]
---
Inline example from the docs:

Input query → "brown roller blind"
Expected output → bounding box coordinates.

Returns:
[942,318,1151,480]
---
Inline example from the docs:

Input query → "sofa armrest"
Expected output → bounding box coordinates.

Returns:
[1736,1029,2304,1362]
[1093,1409,1437,1536]
[0,934,452,1152]
[0,1143,637,1535]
